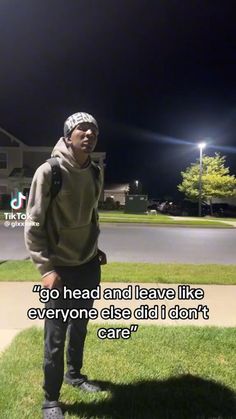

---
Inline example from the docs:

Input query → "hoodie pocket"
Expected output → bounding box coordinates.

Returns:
[56,223,99,261]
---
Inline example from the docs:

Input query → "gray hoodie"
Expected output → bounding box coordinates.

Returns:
[24,138,103,276]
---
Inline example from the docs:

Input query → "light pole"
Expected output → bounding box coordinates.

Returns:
[135,179,139,193]
[198,142,206,217]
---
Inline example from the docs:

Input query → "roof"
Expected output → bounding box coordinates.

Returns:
[0,127,27,147]
[104,183,129,192]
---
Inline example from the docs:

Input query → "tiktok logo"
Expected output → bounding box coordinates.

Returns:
[10,192,27,210]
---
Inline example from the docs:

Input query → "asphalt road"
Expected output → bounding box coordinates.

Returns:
[0,223,235,264]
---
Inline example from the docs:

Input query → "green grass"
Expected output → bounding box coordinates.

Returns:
[0,260,236,284]
[0,210,233,227]
[99,211,232,227]
[1,209,235,226]
[0,260,41,281]
[101,262,236,285]
[0,326,235,418]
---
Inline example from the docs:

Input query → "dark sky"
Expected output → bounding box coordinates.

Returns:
[1,0,236,198]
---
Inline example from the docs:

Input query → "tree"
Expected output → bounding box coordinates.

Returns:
[178,153,236,215]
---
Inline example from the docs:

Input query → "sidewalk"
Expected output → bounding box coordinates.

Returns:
[0,282,236,353]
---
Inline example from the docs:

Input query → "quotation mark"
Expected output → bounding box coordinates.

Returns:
[33,285,41,293]
[130,324,138,333]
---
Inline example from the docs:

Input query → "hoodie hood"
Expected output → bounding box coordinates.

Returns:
[51,137,91,171]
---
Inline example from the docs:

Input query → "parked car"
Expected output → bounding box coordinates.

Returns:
[157,201,170,213]
[147,203,159,211]
[158,200,209,216]
[147,200,161,211]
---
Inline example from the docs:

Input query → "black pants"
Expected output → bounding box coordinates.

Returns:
[43,256,101,401]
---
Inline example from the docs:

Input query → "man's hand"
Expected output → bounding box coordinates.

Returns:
[97,248,107,265]
[42,271,62,290]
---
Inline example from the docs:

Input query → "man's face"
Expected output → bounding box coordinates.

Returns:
[69,122,98,154]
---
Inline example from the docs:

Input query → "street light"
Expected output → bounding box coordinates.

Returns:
[198,142,206,217]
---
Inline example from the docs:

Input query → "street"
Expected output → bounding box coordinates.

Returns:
[0,223,235,264]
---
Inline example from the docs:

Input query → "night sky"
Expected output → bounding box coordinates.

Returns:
[1,0,236,198]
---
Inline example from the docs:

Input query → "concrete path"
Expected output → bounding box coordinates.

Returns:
[0,282,236,354]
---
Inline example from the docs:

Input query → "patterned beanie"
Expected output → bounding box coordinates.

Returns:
[64,112,99,137]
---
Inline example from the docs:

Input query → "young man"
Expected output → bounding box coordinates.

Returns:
[24,112,106,419]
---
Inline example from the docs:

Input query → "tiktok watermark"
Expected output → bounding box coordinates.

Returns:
[10,191,26,210]
[3,192,39,228]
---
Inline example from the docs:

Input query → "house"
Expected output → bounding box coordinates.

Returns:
[104,183,129,205]
[0,127,106,203]
[211,197,236,205]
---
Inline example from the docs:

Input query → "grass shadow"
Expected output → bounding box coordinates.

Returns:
[64,374,236,419]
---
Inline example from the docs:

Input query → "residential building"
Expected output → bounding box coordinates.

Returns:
[104,183,129,205]
[0,127,106,202]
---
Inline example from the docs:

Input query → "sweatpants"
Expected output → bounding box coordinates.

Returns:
[43,255,101,401]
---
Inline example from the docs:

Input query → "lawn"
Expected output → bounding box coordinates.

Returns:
[99,211,232,227]
[0,326,235,419]
[0,261,236,284]
[0,210,233,227]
